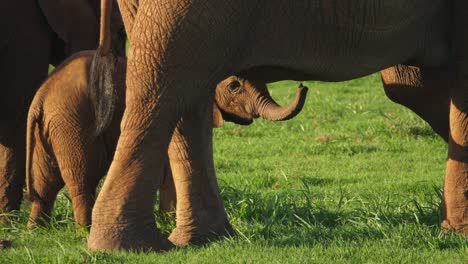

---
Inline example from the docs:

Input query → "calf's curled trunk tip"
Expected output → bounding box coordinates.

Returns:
[258,83,308,121]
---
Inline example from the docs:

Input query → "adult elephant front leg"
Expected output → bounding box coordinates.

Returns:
[444,73,468,234]
[168,102,232,246]
[443,1,468,234]
[88,66,177,250]
[88,3,177,252]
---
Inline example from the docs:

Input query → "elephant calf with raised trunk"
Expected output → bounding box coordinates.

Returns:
[25,52,307,227]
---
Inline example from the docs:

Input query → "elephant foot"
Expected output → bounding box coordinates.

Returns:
[26,218,49,229]
[70,193,94,228]
[441,220,468,234]
[0,214,11,224]
[0,199,22,224]
[442,159,468,235]
[27,201,52,229]
[88,222,174,252]
[168,218,234,246]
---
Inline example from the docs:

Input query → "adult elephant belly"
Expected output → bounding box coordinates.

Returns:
[238,0,450,82]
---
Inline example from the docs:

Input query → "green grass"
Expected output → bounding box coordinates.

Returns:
[1,74,466,263]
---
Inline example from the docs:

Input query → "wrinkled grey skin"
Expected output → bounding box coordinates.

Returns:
[88,0,468,252]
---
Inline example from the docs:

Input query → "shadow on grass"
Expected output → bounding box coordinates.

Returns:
[1,182,464,253]
[300,176,359,187]
[408,126,438,138]
[219,182,467,249]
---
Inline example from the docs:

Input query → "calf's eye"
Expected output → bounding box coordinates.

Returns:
[227,80,241,91]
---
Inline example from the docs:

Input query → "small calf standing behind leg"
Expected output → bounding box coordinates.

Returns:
[26,52,126,228]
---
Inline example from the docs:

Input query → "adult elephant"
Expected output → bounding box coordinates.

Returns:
[0,0,125,221]
[89,0,467,251]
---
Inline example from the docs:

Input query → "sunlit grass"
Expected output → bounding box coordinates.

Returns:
[1,74,466,263]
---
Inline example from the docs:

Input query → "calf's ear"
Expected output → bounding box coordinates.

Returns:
[212,103,224,128]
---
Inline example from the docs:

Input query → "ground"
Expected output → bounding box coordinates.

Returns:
[0,74,466,263]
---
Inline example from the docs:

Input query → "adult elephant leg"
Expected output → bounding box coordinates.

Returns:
[116,0,137,37]
[88,31,180,249]
[88,75,176,251]
[444,65,468,233]
[168,102,232,246]
[117,0,178,216]
[443,1,468,234]
[381,65,450,141]
[0,135,23,222]
[0,116,32,221]
[0,18,51,222]
[444,86,468,234]
[88,0,176,251]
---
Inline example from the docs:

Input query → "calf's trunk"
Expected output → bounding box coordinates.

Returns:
[257,84,308,121]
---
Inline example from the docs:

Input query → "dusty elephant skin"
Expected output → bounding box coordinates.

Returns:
[88,0,468,251]
[0,0,126,223]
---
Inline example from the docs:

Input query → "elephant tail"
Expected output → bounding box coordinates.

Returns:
[25,95,43,201]
[98,0,113,57]
[89,0,117,136]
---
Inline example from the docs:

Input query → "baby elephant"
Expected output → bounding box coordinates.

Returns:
[26,51,308,228]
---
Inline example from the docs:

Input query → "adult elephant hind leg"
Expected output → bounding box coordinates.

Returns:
[168,102,233,246]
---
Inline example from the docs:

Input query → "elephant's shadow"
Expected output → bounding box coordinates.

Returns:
[218,178,449,248]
